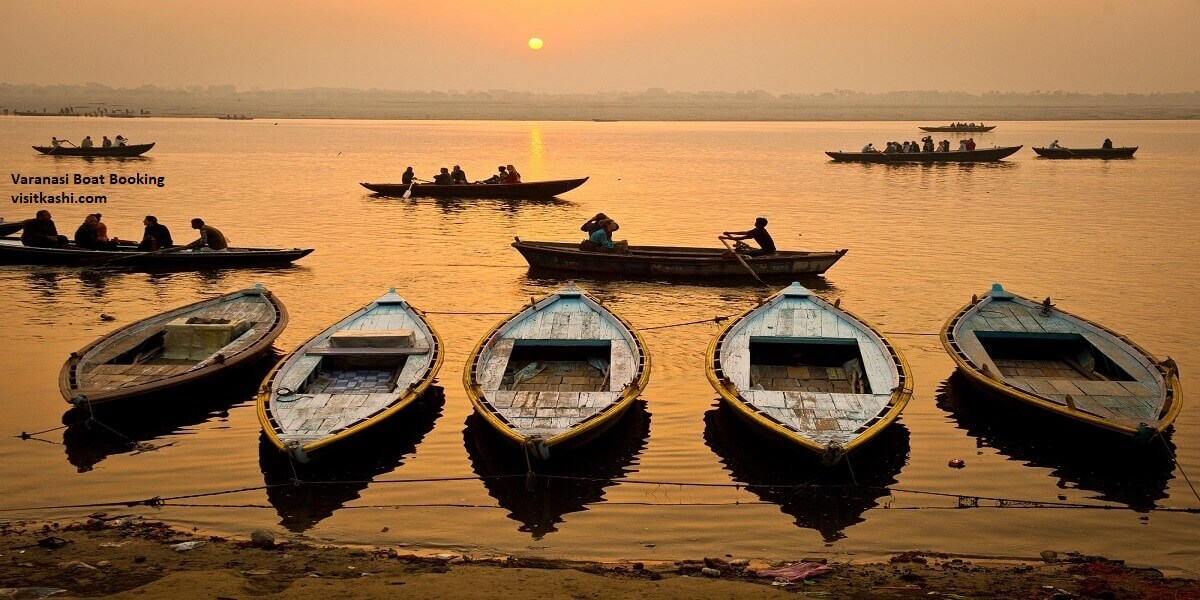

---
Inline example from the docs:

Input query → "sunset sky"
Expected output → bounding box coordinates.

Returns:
[2,0,1198,94]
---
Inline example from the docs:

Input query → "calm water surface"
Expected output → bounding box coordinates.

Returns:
[1,118,1197,573]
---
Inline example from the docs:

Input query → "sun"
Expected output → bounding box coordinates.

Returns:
[528,37,543,50]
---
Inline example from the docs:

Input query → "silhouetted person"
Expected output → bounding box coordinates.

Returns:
[187,218,228,251]
[1102,138,1113,149]
[138,215,174,251]
[451,165,468,184]
[483,166,507,184]
[102,136,112,148]
[432,167,454,185]
[74,214,119,250]
[723,217,776,257]
[401,166,415,185]
[581,213,609,234]
[80,136,94,148]
[22,210,68,248]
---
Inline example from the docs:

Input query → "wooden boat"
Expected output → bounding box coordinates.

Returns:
[33,142,155,157]
[360,177,588,199]
[918,125,996,132]
[512,238,847,279]
[463,283,651,458]
[218,115,254,120]
[826,145,1021,163]
[0,220,22,236]
[940,284,1182,438]
[0,237,313,268]
[705,282,912,464]
[15,111,81,117]
[1032,146,1138,159]
[60,285,287,406]
[258,289,443,463]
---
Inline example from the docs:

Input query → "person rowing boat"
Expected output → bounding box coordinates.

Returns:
[721,217,776,257]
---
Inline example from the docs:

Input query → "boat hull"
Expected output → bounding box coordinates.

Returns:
[0,222,22,236]
[60,286,287,406]
[826,146,1021,163]
[918,126,996,132]
[361,177,588,199]
[33,143,155,157]
[1032,147,1138,159]
[512,240,847,279]
[940,286,1181,437]
[0,238,312,268]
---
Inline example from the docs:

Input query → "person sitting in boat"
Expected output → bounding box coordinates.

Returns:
[91,213,111,242]
[965,138,976,151]
[580,219,628,253]
[401,166,415,186]
[922,136,935,152]
[114,135,127,147]
[74,214,120,250]
[580,213,609,234]
[503,164,522,184]
[940,139,951,152]
[1048,139,1063,149]
[482,166,508,184]
[138,215,174,251]
[80,135,94,149]
[102,136,113,148]
[861,143,876,153]
[50,137,63,148]
[186,218,229,251]
[432,168,454,185]
[722,217,776,257]
[21,210,69,248]
[957,139,970,151]
[1102,138,1113,149]
[882,142,898,154]
[451,165,468,184]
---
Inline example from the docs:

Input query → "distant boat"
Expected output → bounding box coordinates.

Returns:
[591,118,619,122]
[106,113,150,118]
[0,220,23,236]
[258,288,443,462]
[511,239,847,279]
[33,142,155,157]
[940,283,1182,438]
[826,145,1021,163]
[919,124,996,132]
[60,285,287,407]
[218,115,254,120]
[361,177,588,199]
[0,237,313,268]
[1033,146,1138,159]
[705,282,912,464]
[14,111,81,117]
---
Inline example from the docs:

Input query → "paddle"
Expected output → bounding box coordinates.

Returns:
[93,244,184,266]
[718,236,769,287]
[402,179,416,199]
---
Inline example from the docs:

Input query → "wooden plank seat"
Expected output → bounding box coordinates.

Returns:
[307,346,428,356]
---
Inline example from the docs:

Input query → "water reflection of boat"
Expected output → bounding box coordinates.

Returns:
[61,355,276,472]
[463,400,650,539]
[259,388,444,532]
[936,374,1175,511]
[703,404,909,542]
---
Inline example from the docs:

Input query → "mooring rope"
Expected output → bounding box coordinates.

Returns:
[1160,434,1200,507]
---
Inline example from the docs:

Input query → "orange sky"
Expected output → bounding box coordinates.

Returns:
[1,0,1198,93]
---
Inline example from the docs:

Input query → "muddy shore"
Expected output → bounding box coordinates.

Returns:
[1,517,1196,599]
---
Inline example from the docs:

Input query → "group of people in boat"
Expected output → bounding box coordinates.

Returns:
[863,136,974,154]
[577,213,776,257]
[17,211,228,252]
[50,135,128,149]
[947,122,984,128]
[402,164,524,186]
[1047,138,1115,149]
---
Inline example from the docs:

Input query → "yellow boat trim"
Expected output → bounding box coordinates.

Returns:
[939,291,1181,436]
[704,289,912,456]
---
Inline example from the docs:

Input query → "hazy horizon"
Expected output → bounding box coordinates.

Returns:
[3,1,1199,95]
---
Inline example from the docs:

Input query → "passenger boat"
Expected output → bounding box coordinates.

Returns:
[60,285,287,407]
[360,177,588,199]
[0,220,22,236]
[826,146,1021,163]
[1032,146,1138,159]
[940,284,1182,438]
[918,125,996,132]
[705,282,912,464]
[258,289,444,463]
[512,238,847,279]
[32,142,155,157]
[217,115,254,120]
[463,283,651,459]
[0,237,313,268]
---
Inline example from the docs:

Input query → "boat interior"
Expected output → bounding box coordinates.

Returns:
[749,338,870,394]
[977,333,1135,383]
[499,341,612,392]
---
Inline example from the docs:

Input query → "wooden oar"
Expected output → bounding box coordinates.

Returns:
[718,236,769,287]
[402,179,416,199]
[92,245,184,266]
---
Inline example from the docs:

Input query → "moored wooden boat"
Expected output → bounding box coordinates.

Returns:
[940,284,1182,438]
[463,283,651,458]
[705,282,912,463]
[0,220,22,236]
[1032,146,1138,159]
[258,289,443,462]
[33,142,155,157]
[512,238,847,279]
[918,125,996,132]
[360,177,588,199]
[60,285,287,406]
[826,145,1021,163]
[0,237,313,268]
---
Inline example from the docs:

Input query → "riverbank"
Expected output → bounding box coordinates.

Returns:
[2,517,1196,599]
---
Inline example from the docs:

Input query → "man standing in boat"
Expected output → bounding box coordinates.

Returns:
[722,217,776,257]
[186,218,229,251]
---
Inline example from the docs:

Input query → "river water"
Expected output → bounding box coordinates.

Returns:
[1,117,1197,574]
